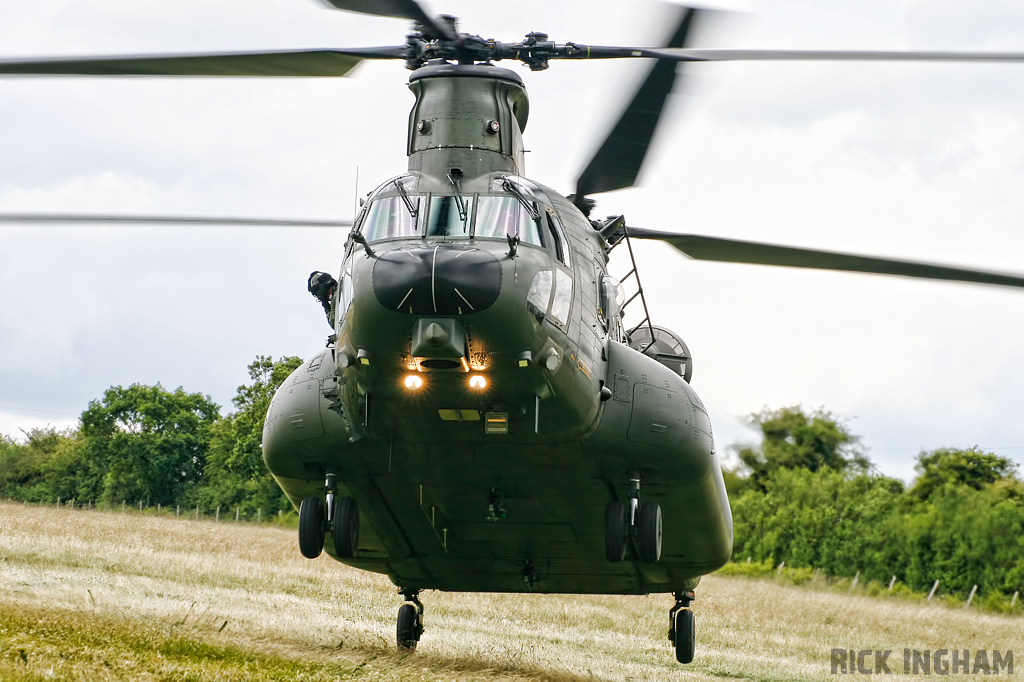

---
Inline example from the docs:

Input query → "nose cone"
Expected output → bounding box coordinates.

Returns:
[372,246,502,315]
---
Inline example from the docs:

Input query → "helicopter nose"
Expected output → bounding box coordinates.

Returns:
[372,246,502,315]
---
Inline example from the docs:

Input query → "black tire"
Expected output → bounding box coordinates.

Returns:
[298,496,325,559]
[604,500,627,562]
[674,608,695,664]
[332,496,359,558]
[637,502,662,563]
[396,603,420,650]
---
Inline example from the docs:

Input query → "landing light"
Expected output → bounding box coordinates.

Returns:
[468,375,487,390]
[404,375,424,391]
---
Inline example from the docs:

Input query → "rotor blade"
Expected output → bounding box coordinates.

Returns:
[0,213,353,227]
[318,0,455,41]
[580,47,1024,64]
[573,6,700,210]
[0,47,405,77]
[627,227,1024,289]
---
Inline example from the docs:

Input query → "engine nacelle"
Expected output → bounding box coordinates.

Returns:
[629,325,693,383]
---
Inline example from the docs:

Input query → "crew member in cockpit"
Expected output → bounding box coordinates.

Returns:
[307,271,337,327]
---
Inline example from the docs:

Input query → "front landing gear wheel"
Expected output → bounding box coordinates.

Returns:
[332,496,359,558]
[637,502,662,563]
[396,603,421,650]
[673,609,695,664]
[298,496,325,559]
[604,500,627,562]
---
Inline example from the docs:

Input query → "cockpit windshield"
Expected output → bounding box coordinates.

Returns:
[361,195,419,241]
[426,195,474,237]
[475,196,543,246]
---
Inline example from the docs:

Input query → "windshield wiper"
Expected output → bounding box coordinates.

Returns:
[501,176,540,221]
[447,169,468,223]
[392,178,418,219]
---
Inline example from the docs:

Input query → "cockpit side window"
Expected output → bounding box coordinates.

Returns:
[360,195,420,242]
[426,195,475,237]
[475,196,544,246]
[546,212,571,267]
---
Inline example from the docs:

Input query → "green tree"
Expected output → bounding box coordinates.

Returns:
[734,406,869,488]
[192,355,302,515]
[0,427,84,503]
[79,383,220,506]
[909,447,1018,500]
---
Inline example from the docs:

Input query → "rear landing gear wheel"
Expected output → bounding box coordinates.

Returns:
[332,496,359,558]
[298,496,325,559]
[673,609,695,664]
[668,590,696,664]
[637,502,662,563]
[396,603,421,650]
[604,500,627,562]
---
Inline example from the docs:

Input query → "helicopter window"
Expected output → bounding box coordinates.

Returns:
[475,196,544,246]
[360,195,420,241]
[526,269,553,320]
[545,212,570,265]
[599,275,624,323]
[426,195,474,237]
[550,267,573,327]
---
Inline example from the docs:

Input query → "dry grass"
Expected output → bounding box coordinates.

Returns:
[1,502,1021,681]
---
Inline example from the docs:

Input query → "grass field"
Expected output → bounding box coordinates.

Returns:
[1,502,1020,681]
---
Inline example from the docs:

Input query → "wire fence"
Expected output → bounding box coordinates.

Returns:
[3,496,298,527]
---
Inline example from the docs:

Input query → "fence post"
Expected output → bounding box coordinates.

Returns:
[1012,592,1019,608]
[888,576,897,591]
[236,507,240,523]
[927,580,940,601]
[122,500,125,512]
[216,506,220,522]
[176,505,180,518]
[157,504,161,514]
[746,557,751,564]
[966,585,978,608]
[850,572,859,591]
[56,497,60,507]
[195,505,199,520]
[777,561,785,574]
[139,500,143,512]
[257,509,261,524]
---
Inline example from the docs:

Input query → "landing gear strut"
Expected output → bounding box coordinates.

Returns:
[396,588,424,650]
[604,472,662,563]
[668,590,696,664]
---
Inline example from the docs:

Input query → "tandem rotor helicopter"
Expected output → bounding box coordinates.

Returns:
[6,0,1024,665]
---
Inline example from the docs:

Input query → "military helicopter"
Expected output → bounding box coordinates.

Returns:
[6,0,1024,666]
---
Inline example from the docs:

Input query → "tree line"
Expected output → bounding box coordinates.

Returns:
[0,355,302,518]
[2,361,1022,600]
[726,407,1024,600]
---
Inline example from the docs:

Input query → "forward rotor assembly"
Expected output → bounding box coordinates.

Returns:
[5,0,1024,290]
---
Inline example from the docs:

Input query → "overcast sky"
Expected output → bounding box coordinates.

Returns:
[2,0,1024,482]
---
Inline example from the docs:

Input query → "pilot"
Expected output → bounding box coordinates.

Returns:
[307,271,337,327]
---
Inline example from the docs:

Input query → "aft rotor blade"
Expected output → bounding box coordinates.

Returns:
[319,0,455,41]
[573,7,700,210]
[576,47,1024,64]
[0,213,353,227]
[628,228,1024,289]
[0,47,405,77]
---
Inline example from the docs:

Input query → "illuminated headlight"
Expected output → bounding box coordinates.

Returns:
[468,375,487,390]
[404,375,424,391]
